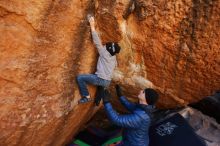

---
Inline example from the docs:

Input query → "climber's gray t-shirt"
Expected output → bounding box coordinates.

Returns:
[91,31,117,81]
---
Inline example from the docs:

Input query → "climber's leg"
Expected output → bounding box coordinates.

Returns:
[94,86,105,106]
[92,78,110,106]
[76,74,91,98]
[76,74,110,104]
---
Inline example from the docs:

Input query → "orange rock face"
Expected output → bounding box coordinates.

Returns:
[0,0,219,145]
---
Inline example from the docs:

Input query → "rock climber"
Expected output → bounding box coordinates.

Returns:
[102,85,159,146]
[77,15,121,105]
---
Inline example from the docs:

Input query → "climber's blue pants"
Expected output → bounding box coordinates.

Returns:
[76,74,110,97]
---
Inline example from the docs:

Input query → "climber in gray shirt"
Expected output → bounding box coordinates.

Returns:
[77,15,121,104]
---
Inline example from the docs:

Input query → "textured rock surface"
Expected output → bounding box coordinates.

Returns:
[0,0,219,145]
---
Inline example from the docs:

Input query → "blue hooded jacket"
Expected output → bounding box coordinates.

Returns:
[104,96,154,146]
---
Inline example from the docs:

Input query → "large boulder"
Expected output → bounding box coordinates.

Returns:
[0,0,219,145]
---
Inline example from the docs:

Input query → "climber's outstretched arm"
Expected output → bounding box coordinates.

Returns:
[88,16,104,55]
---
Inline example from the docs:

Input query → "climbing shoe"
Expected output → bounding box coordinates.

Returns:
[78,97,93,104]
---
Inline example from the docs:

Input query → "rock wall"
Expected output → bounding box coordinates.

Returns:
[0,0,219,145]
